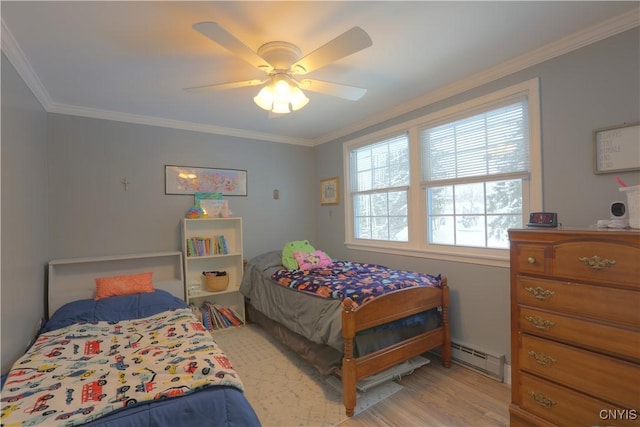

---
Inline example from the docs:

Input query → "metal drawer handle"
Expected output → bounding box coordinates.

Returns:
[528,391,556,408]
[528,350,556,366]
[578,255,616,270]
[524,286,555,301]
[525,316,556,330]
[527,256,536,264]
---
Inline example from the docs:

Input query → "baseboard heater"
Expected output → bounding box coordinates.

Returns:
[450,340,504,382]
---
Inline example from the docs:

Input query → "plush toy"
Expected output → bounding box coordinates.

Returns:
[185,205,205,219]
[281,240,315,269]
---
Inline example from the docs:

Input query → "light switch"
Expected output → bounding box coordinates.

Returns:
[273,189,280,200]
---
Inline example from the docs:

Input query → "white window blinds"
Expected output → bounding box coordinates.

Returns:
[421,99,529,184]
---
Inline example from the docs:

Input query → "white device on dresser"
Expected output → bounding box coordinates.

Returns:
[596,200,629,228]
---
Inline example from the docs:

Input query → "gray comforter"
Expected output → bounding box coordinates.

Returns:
[240,251,345,351]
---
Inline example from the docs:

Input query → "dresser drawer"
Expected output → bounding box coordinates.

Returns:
[520,335,640,409]
[510,229,640,427]
[519,372,638,427]
[519,307,640,361]
[551,240,640,288]
[517,276,640,327]
[512,244,547,275]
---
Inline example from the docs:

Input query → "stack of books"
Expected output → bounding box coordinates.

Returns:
[185,235,229,257]
[200,301,244,330]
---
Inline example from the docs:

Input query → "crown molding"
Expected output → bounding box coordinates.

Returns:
[3,8,638,147]
[312,7,640,146]
[1,19,52,110]
[1,18,313,146]
[47,102,315,146]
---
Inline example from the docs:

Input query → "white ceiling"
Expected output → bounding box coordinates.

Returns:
[2,1,638,146]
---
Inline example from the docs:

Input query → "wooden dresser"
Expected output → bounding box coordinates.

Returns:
[508,228,640,427]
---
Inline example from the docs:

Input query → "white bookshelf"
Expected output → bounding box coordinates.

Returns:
[181,218,245,328]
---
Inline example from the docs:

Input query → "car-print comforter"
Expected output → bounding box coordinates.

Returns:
[1,308,244,426]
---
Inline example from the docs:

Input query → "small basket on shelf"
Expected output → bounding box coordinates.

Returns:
[203,270,229,292]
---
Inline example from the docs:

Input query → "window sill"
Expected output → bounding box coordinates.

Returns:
[345,241,510,268]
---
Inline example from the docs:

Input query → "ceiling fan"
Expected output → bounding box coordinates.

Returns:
[185,22,373,114]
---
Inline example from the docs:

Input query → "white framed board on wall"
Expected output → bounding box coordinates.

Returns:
[593,122,640,174]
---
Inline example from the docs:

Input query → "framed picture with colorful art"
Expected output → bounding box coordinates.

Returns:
[165,165,247,196]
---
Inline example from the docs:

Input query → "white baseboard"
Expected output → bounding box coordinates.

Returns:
[504,363,511,385]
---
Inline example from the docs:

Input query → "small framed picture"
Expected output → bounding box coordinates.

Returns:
[320,177,340,205]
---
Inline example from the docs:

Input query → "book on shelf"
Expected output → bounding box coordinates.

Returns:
[218,235,228,254]
[226,307,244,325]
[212,303,231,328]
[186,237,209,257]
[201,306,214,330]
[198,302,243,331]
[186,235,230,257]
[204,302,222,329]
[214,304,242,327]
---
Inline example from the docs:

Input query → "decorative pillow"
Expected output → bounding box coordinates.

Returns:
[282,240,315,270]
[294,250,333,270]
[95,271,154,300]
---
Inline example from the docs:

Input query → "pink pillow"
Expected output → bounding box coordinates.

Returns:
[293,250,333,270]
[95,271,154,300]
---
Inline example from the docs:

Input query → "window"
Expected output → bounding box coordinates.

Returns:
[421,100,529,249]
[344,79,541,266]
[350,134,409,241]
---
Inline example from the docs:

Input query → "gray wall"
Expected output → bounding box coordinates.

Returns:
[46,115,316,260]
[1,54,49,372]
[314,28,640,365]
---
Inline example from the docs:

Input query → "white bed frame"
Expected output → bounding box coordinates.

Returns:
[47,251,185,318]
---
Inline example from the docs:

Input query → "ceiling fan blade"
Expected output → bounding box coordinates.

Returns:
[298,79,367,101]
[291,27,372,75]
[193,22,273,72]
[183,79,265,92]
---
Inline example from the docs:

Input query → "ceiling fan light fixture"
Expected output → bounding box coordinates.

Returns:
[271,100,291,114]
[272,78,291,103]
[290,86,309,111]
[191,23,372,114]
[253,85,274,111]
[253,75,309,114]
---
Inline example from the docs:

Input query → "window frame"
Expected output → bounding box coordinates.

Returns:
[343,78,542,267]
[349,132,411,242]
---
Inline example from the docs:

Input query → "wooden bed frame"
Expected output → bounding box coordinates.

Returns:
[246,271,452,417]
[339,278,451,416]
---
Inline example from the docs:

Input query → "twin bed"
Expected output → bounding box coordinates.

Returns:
[241,249,451,417]
[1,252,260,427]
[1,248,451,425]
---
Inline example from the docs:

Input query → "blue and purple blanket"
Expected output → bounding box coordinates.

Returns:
[272,261,442,307]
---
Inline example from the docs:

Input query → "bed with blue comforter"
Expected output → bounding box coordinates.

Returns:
[1,290,261,427]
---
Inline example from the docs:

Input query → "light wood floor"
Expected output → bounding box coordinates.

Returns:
[338,357,511,427]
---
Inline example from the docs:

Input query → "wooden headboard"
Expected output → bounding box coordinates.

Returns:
[47,252,185,318]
